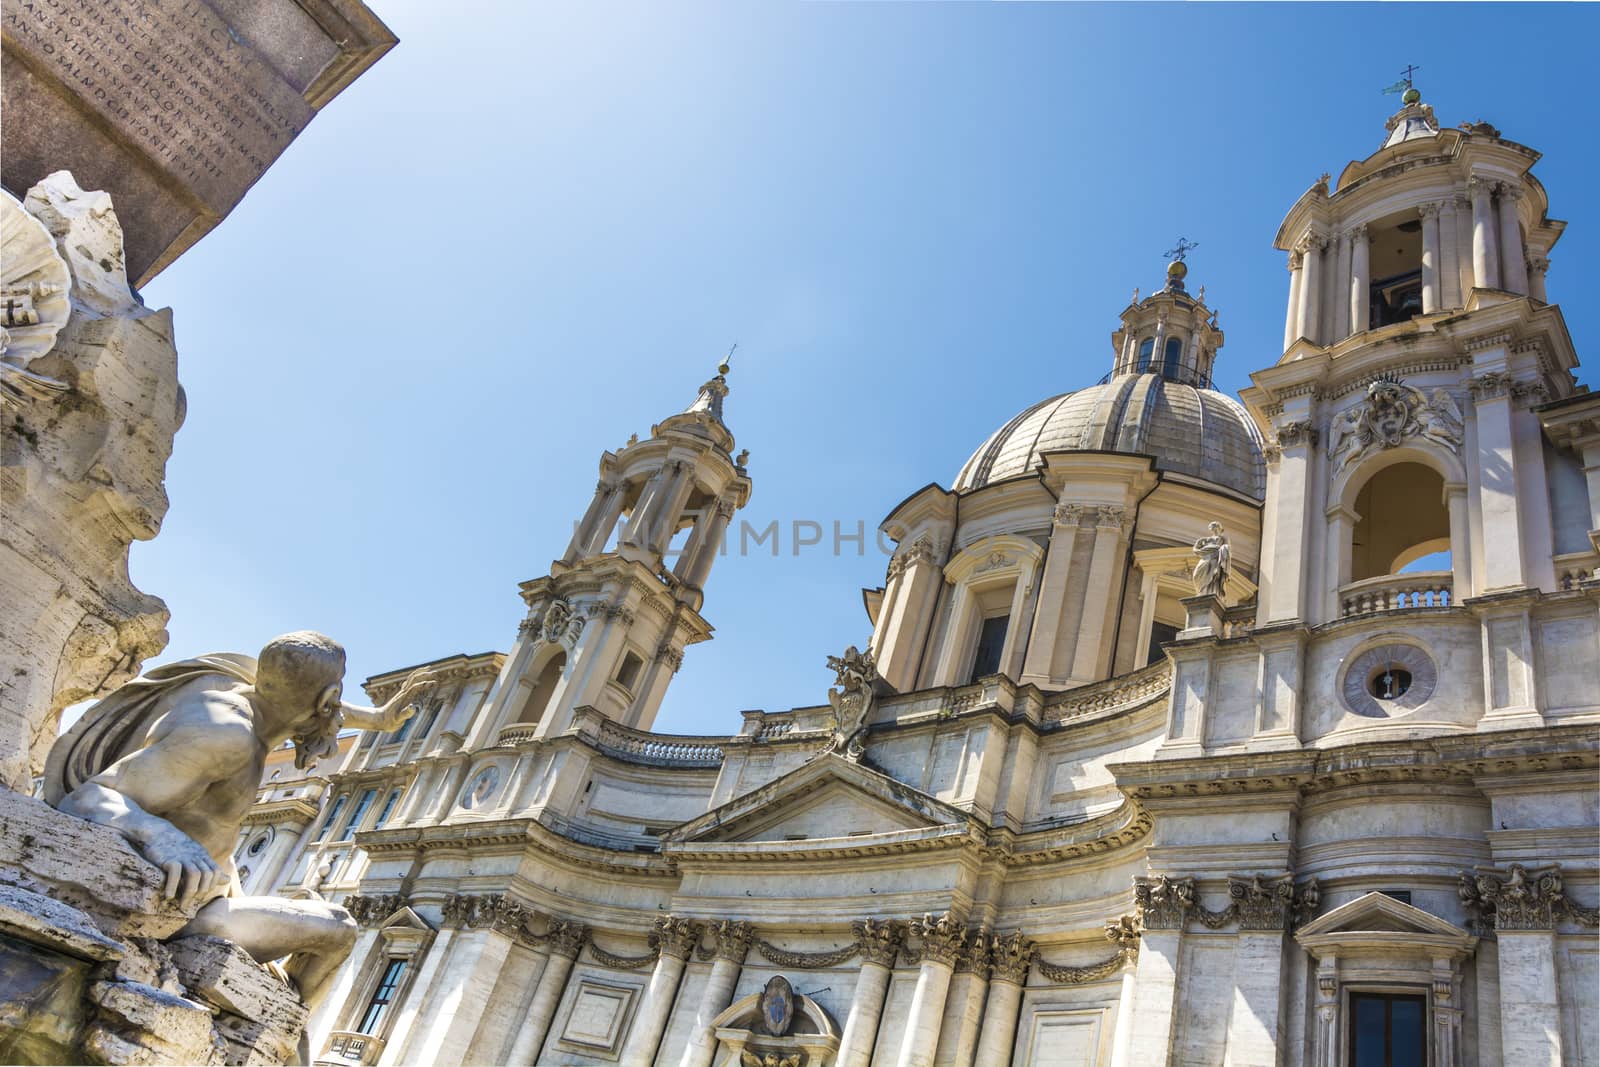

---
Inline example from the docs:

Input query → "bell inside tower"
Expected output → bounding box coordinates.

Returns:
[1366,212,1425,328]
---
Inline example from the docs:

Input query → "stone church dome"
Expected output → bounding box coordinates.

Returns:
[953,372,1267,498]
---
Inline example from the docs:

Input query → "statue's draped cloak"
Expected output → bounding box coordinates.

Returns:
[43,654,259,805]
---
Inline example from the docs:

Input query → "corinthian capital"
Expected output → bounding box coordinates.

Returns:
[649,915,703,961]
[852,917,905,967]
[1496,181,1524,201]
[1134,874,1196,930]
[708,919,755,963]
[911,911,968,967]
[546,920,590,959]
[987,930,1036,984]
[1347,223,1369,243]
[1418,202,1441,220]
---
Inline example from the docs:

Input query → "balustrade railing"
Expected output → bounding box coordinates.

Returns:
[324,1031,385,1066]
[494,722,539,747]
[593,719,725,768]
[1044,659,1172,723]
[1338,571,1453,617]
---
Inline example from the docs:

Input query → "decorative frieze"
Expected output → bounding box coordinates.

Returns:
[753,937,860,969]
[909,911,968,967]
[649,915,703,961]
[1134,875,1196,929]
[852,918,905,967]
[1468,371,1546,405]
[1459,863,1600,932]
[705,919,756,964]
[343,893,406,928]
[987,930,1036,984]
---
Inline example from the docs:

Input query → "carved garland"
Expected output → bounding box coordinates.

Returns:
[587,939,661,970]
[753,939,861,969]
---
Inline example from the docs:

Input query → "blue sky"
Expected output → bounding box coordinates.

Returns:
[131,2,1599,735]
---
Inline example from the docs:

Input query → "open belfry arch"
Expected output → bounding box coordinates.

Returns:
[237,85,1598,1067]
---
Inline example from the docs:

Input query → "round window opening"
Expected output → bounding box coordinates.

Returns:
[247,834,269,856]
[1369,666,1412,700]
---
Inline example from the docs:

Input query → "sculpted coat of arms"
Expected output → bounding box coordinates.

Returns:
[1328,375,1463,469]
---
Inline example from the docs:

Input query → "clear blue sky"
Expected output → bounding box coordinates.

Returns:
[130,2,1599,736]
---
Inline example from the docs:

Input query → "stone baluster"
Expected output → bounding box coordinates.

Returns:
[679,921,754,1067]
[1419,202,1442,313]
[1497,183,1529,295]
[895,912,967,1067]
[505,922,588,1067]
[838,919,904,1067]
[1283,250,1304,351]
[1348,225,1370,334]
[619,916,701,1065]
[1470,176,1500,291]
[972,931,1034,1067]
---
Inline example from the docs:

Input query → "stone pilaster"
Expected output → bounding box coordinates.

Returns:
[1125,876,1194,1065]
[838,919,905,1067]
[896,913,966,1067]
[505,921,587,1067]
[679,920,754,1067]
[619,916,701,1066]
[972,931,1034,1067]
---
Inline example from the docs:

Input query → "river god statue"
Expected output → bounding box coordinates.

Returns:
[43,631,437,1026]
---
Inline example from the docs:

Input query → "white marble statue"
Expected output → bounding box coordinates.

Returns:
[1192,521,1232,599]
[43,632,437,1048]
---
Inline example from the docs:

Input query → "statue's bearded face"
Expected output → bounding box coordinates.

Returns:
[290,680,344,769]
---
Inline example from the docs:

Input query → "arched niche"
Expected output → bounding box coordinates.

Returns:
[710,986,839,1067]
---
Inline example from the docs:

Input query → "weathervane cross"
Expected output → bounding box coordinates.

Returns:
[1164,237,1199,263]
[1400,63,1421,86]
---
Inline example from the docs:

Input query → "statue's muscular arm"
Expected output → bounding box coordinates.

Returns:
[57,695,257,905]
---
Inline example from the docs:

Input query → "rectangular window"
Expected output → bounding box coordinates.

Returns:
[314,794,347,841]
[615,651,644,691]
[373,788,402,829]
[1348,992,1426,1067]
[969,614,1010,683]
[386,713,414,745]
[1146,621,1181,666]
[338,789,377,841]
[356,958,407,1035]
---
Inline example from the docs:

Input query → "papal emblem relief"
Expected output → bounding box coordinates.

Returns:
[759,974,796,1036]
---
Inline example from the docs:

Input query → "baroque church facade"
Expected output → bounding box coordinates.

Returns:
[243,92,1599,1067]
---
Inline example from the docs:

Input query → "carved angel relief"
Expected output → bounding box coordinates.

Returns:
[1328,376,1463,469]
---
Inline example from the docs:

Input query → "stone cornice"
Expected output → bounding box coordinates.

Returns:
[364,652,505,703]
[241,799,320,826]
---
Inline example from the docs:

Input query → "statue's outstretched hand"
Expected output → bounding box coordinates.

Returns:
[143,825,224,904]
[344,667,442,732]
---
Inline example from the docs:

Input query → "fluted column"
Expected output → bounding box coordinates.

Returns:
[1527,254,1550,302]
[1420,202,1442,313]
[896,913,966,1067]
[1439,197,1462,308]
[1331,229,1351,342]
[839,919,905,1067]
[505,921,588,1067]
[679,921,754,1067]
[1295,234,1325,345]
[972,932,1033,1067]
[1283,250,1304,351]
[1497,183,1529,295]
[1348,225,1370,334]
[1470,176,1500,290]
[620,916,701,1066]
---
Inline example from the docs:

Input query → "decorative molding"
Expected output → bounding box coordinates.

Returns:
[852,918,905,967]
[1034,948,1132,985]
[1468,371,1546,405]
[1274,420,1318,450]
[987,930,1036,984]
[1094,505,1127,531]
[1228,873,1298,931]
[440,894,475,928]
[702,920,756,964]
[1133,875,1195,930]
[588,938,660,970]
[1328,375,1463,468]
[539,920,590,959]
[910,911,968,967]
[650,915,703,961]
[1053,501,1085,527]
[343,893,406,928]
[1459,863,1599,932]
[955,928,992,975]
[752,937,859,970]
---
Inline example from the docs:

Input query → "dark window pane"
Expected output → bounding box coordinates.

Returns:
[357,958,407,1034]
[1163,337,1184,380]
[1147,622,1180,666]
[314,795,347,841]
[1137,338,1154,372]
[1351,995,1387,1067]
[1390,998,1426,1066]
[338,789,377,841]
[970,615,1010,682]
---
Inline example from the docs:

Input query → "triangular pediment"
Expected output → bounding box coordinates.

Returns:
[1298,892,1467,939]
[664,755,972,845]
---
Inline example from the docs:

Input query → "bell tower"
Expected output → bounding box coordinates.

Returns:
[469,357,752,746]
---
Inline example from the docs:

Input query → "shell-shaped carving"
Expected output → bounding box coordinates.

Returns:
[1,189,72,366]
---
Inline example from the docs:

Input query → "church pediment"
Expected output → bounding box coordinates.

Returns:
[663,755,972,845]
[1296,892,1476,960]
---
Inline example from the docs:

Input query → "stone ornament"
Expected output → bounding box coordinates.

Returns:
[1228,873,1298,930]
[758,974,795,1037]
[1134,875,1196,929]
[0,188,72,383]
[543,920,591,959]
[705,919,756,963]
[955,929,992,975]
[1104,914,1141,951]
[851,917,905,967]
[459,765,503,810]
[740,1052,801,1067]
[1191,522,1231,600]
[649,915,703,961]
[343,893,406,928]
[1328,375,1463,469]
[987,930,1036,984]
[822,645,878,763]
[1459,863,1598,931]
[910,911,968,967]
[1341,642,1437,719]
[753,937,860,969]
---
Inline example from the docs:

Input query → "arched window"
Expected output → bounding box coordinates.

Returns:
[515,652,566,725]
[1351,462,1450,580]
[1137,338,1154,372]
[1162,336,1184,380]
